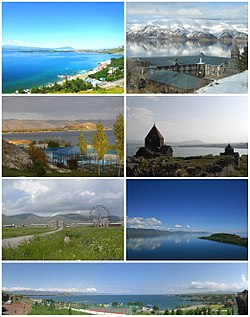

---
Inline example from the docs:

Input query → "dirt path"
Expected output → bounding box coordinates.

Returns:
[2,227,63,248]
[2,301,32,315]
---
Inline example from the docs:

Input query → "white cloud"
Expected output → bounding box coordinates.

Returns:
[174,224,181,228]
[2,286,97,293]
[3,180,123,217]
[187,225,191,229]
[127,216,164,230]
[80,191,95,197]
[14,180,49,197]
[189,275,248,292]
[241,274,246,283]
[3,39,33,46]
[176,8,203,17]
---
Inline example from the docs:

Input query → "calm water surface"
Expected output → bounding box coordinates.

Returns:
[3,130,116,145]
[2,51,119,93]
[127,144,248,157]
[27,294,202,310]
[127,232,247,260]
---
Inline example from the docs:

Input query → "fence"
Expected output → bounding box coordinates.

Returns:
[44,147,123,176]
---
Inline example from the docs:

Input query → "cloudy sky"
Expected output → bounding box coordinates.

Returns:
[127,96,248,143]
[3,96,123,121]
[3,179,123,217]
[3,263,247,295]
[127,180,247,233]
[127,2,248,25]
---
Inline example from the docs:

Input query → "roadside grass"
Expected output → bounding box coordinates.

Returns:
[2,227,55,239]
[28,305,89,315]
[3,227,124,260]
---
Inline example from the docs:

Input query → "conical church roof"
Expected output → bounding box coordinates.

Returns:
[145,124,164,141]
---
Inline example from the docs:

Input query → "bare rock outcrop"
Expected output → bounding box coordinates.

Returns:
[2,140,34,171]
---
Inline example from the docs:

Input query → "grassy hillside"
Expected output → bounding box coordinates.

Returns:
[3,227,124,260]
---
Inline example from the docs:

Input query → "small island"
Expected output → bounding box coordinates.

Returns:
[199,233,247,248]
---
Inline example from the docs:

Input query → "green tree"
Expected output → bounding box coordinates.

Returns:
[170,309,175,315]
[113,113,124,177]
[78,132,88,157]
[92,120,108,175]
[175,309,183,315]
[237,46,248,72]
[153,306,159,314]
[164,309,170,315]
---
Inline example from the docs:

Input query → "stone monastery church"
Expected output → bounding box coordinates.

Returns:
[136,124,173,158]
[127,45,241,93]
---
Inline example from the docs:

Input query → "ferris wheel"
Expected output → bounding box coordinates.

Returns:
[89,205,110,227]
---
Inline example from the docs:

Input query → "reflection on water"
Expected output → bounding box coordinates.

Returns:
[127,232,248,260]
[127,40,246,58]
[127,233,201,251]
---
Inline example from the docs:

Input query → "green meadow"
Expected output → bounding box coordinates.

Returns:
[2,227,55,239]
[28,306,89,315]
[2,227,124,261]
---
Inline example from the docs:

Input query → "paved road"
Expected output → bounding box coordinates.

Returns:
[2,227,63,248]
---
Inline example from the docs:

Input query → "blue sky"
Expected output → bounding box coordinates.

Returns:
[127,96,248,143]
[3,263,247,295]
[127,2,248,25]
[2,2,124,49]
[127,180,247,233]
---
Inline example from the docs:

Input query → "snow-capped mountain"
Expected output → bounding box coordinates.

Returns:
[127,18,248,41]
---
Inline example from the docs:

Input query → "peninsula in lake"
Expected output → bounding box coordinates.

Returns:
[2,96,124,177]
[127,96,248,177]
[2,2,124,93]
[2,262,248,315]
[127,179,247,260]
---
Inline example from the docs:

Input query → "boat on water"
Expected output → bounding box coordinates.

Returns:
[57,74,67,78]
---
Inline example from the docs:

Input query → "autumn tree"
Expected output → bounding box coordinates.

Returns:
[92,120,108,175]
[113,113,124,176]
[27,145,48,176]
[78,131,88,156]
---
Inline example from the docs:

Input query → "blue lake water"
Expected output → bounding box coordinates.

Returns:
[27,294,202,310]
[2,50,119,93]
[127,144,248,157]
[127,232,247,260]
[3,130,116,145]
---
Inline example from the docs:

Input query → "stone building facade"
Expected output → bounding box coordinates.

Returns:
[127,47,240,93]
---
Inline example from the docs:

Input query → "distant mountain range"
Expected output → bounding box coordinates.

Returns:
[127,228,209,237]
[4,290,92,296]
[3,213,122,225]
[127,18,248,41]
[2,119,115,132]
[2,45,124,54]
[2,45,75,51]
[129,140,248,148]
